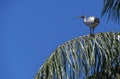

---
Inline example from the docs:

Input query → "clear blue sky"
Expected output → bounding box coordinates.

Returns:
[0,0,119,79]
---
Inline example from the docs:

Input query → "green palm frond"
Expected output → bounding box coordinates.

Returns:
[35,32,120,79]
[101,0,120,24]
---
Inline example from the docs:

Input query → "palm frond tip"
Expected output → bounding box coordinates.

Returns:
[101,0,120,24]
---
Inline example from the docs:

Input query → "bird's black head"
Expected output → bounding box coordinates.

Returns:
[80,15,86,19]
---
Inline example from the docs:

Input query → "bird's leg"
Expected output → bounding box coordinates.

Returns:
[90,27,94,36]
[90,27,92,35]
[93,27,94,35]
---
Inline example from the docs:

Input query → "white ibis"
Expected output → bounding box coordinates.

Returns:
[77,15,100,35]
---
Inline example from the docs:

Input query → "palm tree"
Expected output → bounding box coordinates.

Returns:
[35,32,120,79]
[101,0,120,24]
[35,0,120,79]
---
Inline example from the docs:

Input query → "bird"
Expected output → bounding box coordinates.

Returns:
[77,15,100,35]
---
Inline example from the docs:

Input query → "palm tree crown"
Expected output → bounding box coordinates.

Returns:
[35,32,120,79]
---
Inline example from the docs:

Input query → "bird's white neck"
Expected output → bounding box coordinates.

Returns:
[83,17,87,23]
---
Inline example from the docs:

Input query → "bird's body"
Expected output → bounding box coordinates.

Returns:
[77,15,100,35]
[83,16,99,28]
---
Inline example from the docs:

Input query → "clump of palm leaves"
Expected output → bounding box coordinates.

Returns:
[101,0,120,23]
[35,32,120,79]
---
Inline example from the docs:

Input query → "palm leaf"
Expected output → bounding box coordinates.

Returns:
[101,0,120,24]
[35,32,120,79]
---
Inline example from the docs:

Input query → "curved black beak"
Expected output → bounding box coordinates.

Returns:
[75,15,85,19]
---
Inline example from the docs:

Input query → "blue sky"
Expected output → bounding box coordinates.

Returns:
[0,0,120,79]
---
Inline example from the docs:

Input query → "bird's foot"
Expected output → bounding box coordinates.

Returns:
[90,34,95,37]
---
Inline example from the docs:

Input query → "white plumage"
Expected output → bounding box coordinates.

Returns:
[77,15,100,35]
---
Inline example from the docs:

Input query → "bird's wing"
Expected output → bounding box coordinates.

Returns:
[85,17,99,27]
[87,16,95,23]
[85,17,95,25]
